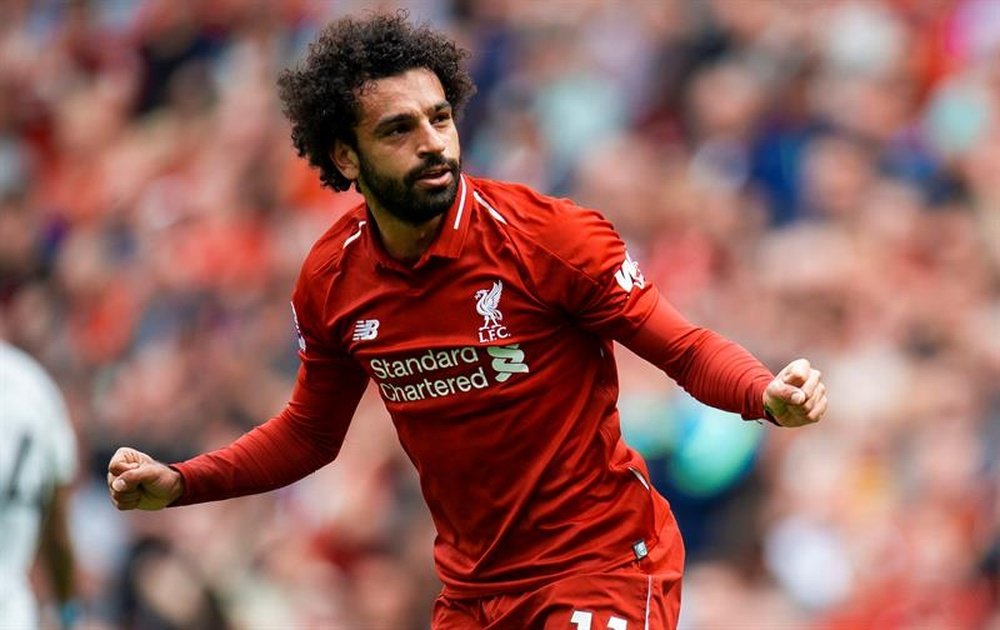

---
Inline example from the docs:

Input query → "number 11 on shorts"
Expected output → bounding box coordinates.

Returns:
[570,610,627,630]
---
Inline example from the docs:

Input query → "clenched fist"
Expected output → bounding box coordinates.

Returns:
[763,358,828,428]
[107,447,184,510]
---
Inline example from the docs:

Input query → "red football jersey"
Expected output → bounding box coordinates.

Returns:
[172,174,774,597]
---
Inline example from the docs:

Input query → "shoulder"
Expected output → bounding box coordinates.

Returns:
[470,177,584,229]
[0,343,73,440]
[0,343,63,409]
[297,203,368,286]
[469,177,625,278]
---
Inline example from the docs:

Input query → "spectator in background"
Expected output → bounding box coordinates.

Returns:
[113,536,229,630]
[0,341,79,629]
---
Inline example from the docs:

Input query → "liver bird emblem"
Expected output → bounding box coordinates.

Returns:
[475,280,504,330]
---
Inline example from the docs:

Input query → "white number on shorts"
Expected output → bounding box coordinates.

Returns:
[570,610,628,630]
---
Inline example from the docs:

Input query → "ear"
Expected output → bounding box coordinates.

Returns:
[331,139,360,182]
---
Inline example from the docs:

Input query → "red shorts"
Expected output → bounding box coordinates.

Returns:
[432,533,684,630]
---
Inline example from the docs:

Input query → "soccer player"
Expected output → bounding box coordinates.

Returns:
[107,13,828,628]
[1,342,79,629]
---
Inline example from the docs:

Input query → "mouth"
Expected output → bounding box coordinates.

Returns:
[413,165,455,187]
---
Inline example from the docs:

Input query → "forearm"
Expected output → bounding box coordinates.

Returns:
[107,282,372,509]
[40,486,75,604]
[663,327,773,419]
[622,295,773,420]
[171,362,368,506]
[171,408,338,505]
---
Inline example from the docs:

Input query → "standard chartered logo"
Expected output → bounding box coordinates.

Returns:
[371,344,529,402]
[487,344,529,382]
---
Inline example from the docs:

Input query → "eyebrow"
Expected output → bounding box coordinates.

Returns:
[373,101,452,135]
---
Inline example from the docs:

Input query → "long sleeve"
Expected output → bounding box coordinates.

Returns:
[170,356,369,506]
[482,182,775,421]
[620,294,774,421]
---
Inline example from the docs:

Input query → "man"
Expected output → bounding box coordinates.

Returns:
[108,13,827,628]
[1,341,79,629]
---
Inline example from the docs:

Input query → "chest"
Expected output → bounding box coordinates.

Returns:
[324,251,598,416]
[339,244,557,354]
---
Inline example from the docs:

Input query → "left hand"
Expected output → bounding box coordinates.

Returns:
[763,358,827,428]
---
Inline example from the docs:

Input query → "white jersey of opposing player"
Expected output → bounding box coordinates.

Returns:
[0,342,78,629]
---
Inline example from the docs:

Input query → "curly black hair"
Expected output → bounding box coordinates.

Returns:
[277,10,476,192]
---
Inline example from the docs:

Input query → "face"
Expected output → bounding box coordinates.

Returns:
[336,68,462,225]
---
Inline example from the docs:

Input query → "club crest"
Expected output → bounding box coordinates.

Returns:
[475,280,510,343]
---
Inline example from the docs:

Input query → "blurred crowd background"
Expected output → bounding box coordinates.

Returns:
[1,0,998,628]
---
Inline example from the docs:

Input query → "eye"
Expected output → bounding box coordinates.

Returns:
[433,111,453,125]
[379,120,414,138]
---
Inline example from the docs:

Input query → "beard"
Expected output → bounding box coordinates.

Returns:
[358,153,461,226]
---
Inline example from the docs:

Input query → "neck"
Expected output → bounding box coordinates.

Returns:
[366,201,444,264]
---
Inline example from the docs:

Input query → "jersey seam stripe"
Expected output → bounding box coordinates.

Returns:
[473,191,507,224]
[644,574,652,630]
[628,466,651,491]
[473,183,615,316]
[473,186,606,294]
[452,175,468,230]
[343,220,367,249]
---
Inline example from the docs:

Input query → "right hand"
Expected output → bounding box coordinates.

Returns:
[107,447,184,511]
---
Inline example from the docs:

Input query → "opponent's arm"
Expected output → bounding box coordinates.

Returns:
[39,485,78,628]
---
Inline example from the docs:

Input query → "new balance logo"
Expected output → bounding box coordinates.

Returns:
[487,344,529,383]
[614,251,645,293]
[352,319,380,341]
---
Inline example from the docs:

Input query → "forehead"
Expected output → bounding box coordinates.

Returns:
[355,68,447,127]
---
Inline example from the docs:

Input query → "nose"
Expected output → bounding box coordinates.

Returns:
[416,119,447,157]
